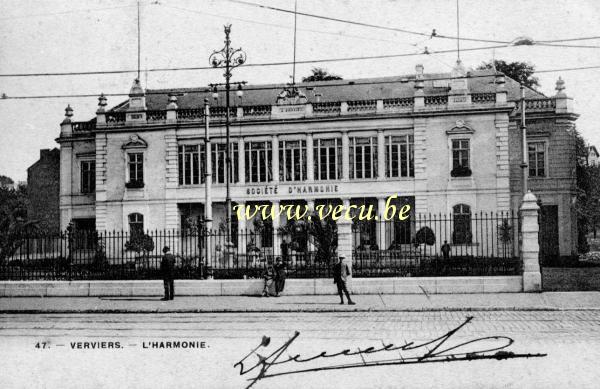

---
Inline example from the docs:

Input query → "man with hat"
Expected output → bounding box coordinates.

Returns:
[161,246,176,300]
[332,255,355,305]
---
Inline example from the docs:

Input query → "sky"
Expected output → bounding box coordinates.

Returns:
[0,0,599,181]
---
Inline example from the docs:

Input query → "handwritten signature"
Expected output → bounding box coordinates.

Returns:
[234,316,546,388]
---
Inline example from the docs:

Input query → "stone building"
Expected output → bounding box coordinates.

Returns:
[27,148,61,233]
[56,62,578,261]
[588,146,599,166]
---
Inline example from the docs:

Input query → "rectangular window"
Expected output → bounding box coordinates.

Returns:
[314,138,341,181]
[212,143,238,184]
[178,145,204,185]
[528,142,546,177]
[80,160,95,193]
[385,135,414,178]
[452,139,470,170]
[128,153,144,184]
[245,141,272,183]
[350,137,377,179]
[279,140,306,182]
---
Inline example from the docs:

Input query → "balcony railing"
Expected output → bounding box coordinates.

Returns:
[146,110,166,122]
[93,93,560,127]
[72,121,95,132]
[347,99,377,113]
[313,101,341,115]
[106,112,126,125]
[471,93,496,104]
[383,97,413,110]
[178,108,204,121]
[243,105,271,118]
[525,98,556,111]
[424,95,448,106]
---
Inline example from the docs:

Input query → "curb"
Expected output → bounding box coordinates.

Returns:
[3,307,600,314]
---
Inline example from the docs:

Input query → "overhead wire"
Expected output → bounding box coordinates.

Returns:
[2,64,599,100]
[224,0,600,48]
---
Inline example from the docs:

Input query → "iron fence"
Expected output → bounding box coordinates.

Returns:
[0,212,520,280]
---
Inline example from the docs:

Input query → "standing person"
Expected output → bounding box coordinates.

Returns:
[441,240,451,260]
[160,246,175,301]
[274,256,287,297]
[262,258,276,297]
[332,255,355,305]
[280,240,289,263]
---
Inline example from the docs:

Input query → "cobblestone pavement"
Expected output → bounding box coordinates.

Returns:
[1,311,599,388]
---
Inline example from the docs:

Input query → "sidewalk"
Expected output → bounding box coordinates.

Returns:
[1,292,599,313]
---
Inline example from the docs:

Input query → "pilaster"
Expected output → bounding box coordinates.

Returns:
[377,130,385,180]
[164,129,179,229]
[238,138,245,185]
[95,133,108,231]
[495,113,510,212]
[306,133,314,181]
[272,135,279,183]
[342,131,350,180]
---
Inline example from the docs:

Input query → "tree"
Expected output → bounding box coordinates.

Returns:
[415,227,436,246]
[125,233,155,260]
[0,186,37,264]
[0,175,14,188]
[477,60,540,88]
[307,214,338,264]
[302,67,342,82]
[572,128,600,253]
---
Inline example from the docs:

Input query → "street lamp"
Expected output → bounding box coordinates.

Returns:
[208,24,247,245]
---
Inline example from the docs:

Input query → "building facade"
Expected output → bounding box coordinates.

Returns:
[27,148,61,233]
[56,64,578,260]
[588,146,599,166]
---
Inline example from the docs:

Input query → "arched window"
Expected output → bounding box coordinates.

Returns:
[128,213,144,236]
[452,204,472,244]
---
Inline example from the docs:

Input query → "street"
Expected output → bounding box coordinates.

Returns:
[1,310,599,388]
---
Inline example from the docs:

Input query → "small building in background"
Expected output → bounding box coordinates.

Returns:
[27,148,60,234]
[588,146,599,166]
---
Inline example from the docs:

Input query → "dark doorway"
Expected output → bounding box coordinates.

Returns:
[539,205,559,264]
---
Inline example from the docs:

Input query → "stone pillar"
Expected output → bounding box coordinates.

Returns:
[340,102,348,115]
[96,94,107,126]
[520,191,542,292]
[554,77,574,113]
[377,130,385,180]
[495,73,507,104]
[413,64,425,109]
[306,133,314,181]
[238,138,245,185]
[272,200,281,257]
[342,131,350,180]
[272,135,279,183]
[337,198,353,265]
[166,94,178,123]
[59,105,74,230]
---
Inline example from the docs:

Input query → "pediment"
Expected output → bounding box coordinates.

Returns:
[446,119,475,135]
[121,134,148,149]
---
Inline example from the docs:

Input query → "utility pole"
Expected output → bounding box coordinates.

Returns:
[209,24,247,245]
[520,85,528,194]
